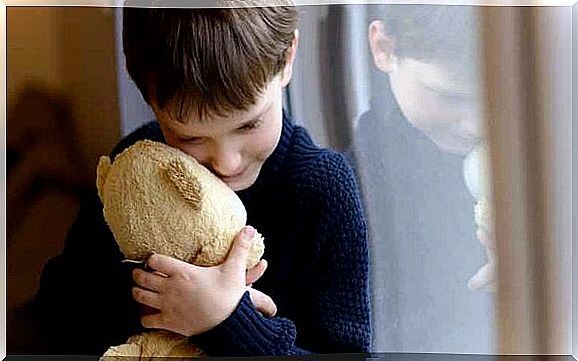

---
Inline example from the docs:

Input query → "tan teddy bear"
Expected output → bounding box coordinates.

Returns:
[96,139,265,360]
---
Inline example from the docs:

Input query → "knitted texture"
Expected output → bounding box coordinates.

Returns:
[33,112,371,356]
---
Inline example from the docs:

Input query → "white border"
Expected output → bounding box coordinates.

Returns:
[2,0,577,7]
[2,0,575,358]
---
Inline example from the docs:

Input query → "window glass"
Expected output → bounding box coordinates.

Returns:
[349,5,494,352]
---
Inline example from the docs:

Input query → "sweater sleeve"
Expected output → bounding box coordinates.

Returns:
[190,291,306,355]
[305,151,372,353]
[32,122,162,355]
[32,191,142,355]
[191,151,372,356]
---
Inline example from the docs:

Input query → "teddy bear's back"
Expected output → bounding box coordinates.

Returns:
[100,140,252,266]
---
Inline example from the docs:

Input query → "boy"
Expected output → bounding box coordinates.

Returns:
[33,1,371,357]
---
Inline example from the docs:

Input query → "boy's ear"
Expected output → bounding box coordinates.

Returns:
[369,20,397,73]
[281,29,299,87]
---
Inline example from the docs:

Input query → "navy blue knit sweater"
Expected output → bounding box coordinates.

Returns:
[33,112,371,357]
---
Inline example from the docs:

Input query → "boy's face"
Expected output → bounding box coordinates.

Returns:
[388,57,482,155]
[152,76,285,191]
[369,20,482,155]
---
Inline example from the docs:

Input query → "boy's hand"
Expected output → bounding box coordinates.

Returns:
[131,226,276,337]
[246,259,268,286]
[247,287,277,317]
[245,259,277,317]
[246,259,277,317]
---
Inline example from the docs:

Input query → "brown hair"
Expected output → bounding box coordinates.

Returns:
[369,4,480,64]
[123,1,298,122]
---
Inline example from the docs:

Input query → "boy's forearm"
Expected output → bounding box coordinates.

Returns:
[190,289,369,356]
[190,291,307,356]
[33,192,141,355]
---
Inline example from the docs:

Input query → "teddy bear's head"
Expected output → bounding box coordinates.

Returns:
[96,139,264,268]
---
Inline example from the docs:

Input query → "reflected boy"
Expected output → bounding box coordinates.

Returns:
[352,4,493,352]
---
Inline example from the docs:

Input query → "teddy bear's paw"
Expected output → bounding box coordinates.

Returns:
[132,330,207,359]
[246,230,265,269]
[468,261,496,292]
[99,343,143,361]
[167,338,207,358]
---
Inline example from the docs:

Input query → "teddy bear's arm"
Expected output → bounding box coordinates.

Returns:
[100,342,142,360]
[101,331,206,360]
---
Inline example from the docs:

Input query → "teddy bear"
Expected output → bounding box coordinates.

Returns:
[95,139,265,359]
[463,143,496,292]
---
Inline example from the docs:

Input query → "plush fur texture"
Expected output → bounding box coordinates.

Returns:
[100,331,205,360]
[96,139,265,359]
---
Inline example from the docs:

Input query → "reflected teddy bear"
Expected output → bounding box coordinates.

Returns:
[463,143,496,292]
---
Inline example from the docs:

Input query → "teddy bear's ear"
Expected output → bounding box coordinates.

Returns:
[96,156,112,203]
[163,159,203,210]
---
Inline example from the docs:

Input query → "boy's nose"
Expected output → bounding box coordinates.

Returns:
[209,150,243,178]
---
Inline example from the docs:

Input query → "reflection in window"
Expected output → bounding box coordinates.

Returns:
[349,5,494,353]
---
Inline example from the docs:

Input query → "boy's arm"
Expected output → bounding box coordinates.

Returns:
[32,191,140,355]
[190,152,372,356]
[32,122,163,354]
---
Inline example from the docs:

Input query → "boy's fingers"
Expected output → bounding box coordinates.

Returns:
[132,268,166,292]
[146,253,192,276]
[248,288,277,318]
[141,312,164,330]
[132,286,162,310]
[152,270,169,278]
[246,259,268,285]
[225,226,256,272]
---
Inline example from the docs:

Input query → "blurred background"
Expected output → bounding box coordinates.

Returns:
[5,3,575,356]
[6,7,121,351]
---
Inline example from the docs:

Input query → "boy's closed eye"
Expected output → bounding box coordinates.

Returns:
[180,136,205,145]
[177,119,262,144]
[237,119,262,132]
[426,85,472,103]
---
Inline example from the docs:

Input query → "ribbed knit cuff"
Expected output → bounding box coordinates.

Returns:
[190,291,297,357]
